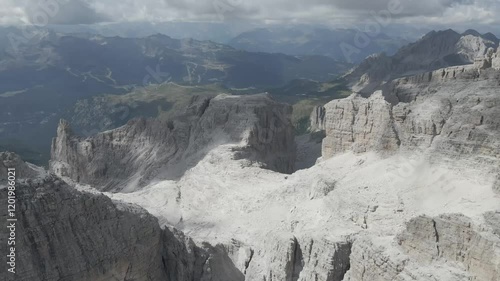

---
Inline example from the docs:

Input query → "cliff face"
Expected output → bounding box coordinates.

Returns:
[345,213,500,281]
[0,175,168,281]
[50,94,296,191]
[322,92,400,157]
[0,174,252,281]
[322,64,500,170]
[0,152,44,181]
[314,52,500,281]
[309,105,327,132]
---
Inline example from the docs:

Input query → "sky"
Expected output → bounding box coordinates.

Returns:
[0,0,499,32]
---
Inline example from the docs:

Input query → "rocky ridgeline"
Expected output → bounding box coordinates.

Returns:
[50,94,296,191]
[315,59,500,171]
[302,45,500,281]
[5,170,498,281]
[1,154,356,281]
[346,29,499,94]
[0,152,44,181]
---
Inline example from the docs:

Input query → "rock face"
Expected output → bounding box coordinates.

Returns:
[309,105,327,132]
[322,92,400,157]
[493,47,500,70]
[244,234,352,281]
[50,94,296,191]
[398,214,500,281]
[322,64,500,169]
[319,40,500,281]
[0,174,249,281]
[346,29,499,93]
[0,152,44,181]
[345,213,500,281]
[0,175,168,281]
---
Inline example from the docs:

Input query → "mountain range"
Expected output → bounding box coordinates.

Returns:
[3,36,500,280]
[345,29,499,93]
[229,26,409,63]
[0,27,350,164]
[0,27,498,166]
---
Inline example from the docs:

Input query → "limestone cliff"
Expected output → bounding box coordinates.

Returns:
[344,213,500,281]
[0,152,44,181]
[0,173,250,281]
[322,92,400,157]
[0,175,168,281]
[322,63,500,171]
[50,94,296,191]
[309,105,327,132]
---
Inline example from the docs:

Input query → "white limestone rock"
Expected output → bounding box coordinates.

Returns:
[50,94,296,191]
[322,91,400,158]
[0,175,169,281]
[397,214,500,281]
[493,47,500,70]
[0,152,45,181]
[322,65,500,171]
[309,105,327,132]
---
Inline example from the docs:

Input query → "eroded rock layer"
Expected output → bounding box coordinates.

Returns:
[50,94,296,191]
[322,66,500,170]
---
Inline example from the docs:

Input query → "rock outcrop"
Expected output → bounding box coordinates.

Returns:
[322,92,400,157]
[309,105,327,132]
[322,63,500,170]
[243,234,352,281]
[344,213,500,281]
[0,174,250,281]
[319,40,500,281]
[50,94,296,191]
[0,175,168,281]
[397,214,500,281]
[493,47,500,70]
[0,152,44,181]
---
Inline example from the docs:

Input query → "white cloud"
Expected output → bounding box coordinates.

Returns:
[0,0,497,26]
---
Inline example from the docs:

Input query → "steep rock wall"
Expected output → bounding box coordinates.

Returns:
[50,94,296,191]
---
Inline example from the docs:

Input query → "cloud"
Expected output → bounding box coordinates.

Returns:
[0,0,498,26]
[32,0,109,25]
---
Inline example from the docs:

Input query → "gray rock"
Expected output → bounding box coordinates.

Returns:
[309,105,327,132]
[0,175,168,281]
[51,94,296,191]
[0,174,248,281]
[494,174,500,194]
[322,66,500,172]
[493,47,500,70]
[322,92,400,158]
[244,234,352,281]
[0,152,43,181]
[345,213,500,281]
[397,214,500,281]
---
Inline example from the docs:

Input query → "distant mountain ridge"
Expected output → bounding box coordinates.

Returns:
[229,26,409,63]
[0,27,350,163]
[0,28,350,89]
[345,29,499,93]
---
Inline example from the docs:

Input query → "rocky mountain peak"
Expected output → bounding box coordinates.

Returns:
[0,151,45,181]
[346,29,499,93]
[50,94,296,191]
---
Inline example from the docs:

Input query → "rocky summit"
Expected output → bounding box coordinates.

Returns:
[50,94,296,192]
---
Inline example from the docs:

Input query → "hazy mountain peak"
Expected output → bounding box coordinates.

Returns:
[346,28,499,93]
[462,29,482,37]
